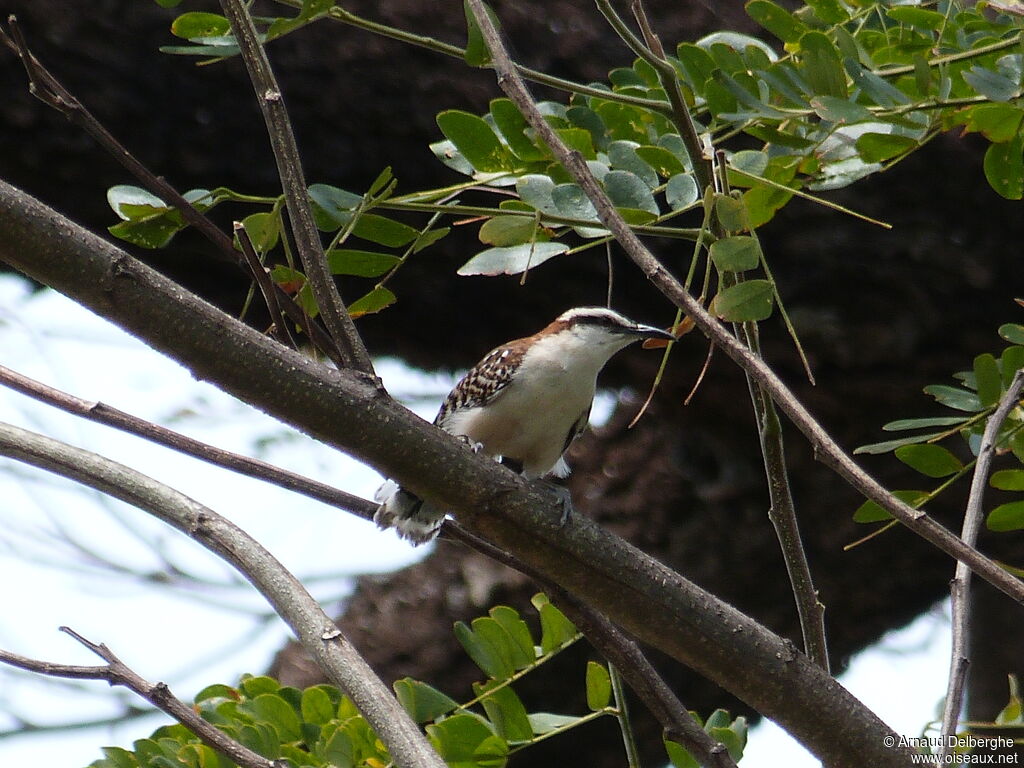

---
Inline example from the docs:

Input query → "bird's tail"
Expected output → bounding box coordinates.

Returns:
[373,479,445,544]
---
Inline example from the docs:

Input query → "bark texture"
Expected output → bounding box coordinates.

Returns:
[2,1,1023,765]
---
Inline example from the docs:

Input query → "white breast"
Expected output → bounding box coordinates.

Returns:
[442,335,602,478]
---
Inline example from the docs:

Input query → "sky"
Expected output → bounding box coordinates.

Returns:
[0,274,952,767]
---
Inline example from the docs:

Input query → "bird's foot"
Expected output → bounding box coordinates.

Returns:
[530,479,574,527]
[456,435,485,454]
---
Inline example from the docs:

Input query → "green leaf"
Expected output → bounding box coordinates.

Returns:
[240,212,280,253]
[711,280,774,322]
[886,6,946,30]
[855,133,918,163]
[351,214,419,248]
[664,739,700,768]
[1002,346,1024,387]
[963,65,1020,103]
[457,243,568,276]
[666,173,700,210]
[530,593,577,654]
[171,12,231,40]
[992,469,1024,491]
[710,235,762,272]
[604,170,659,214]
[436,110,514,173]
[516,174,558,214]
[108,218,183,249]
[585,662,612,711]
[853,489,927,523]
[854,431,951,455]
[347,286,396,318]
[923,384,984,412]
[746,0,808,44]
[326,249,400,278]
[474,682,533,742]
[974,353,1003,407]
[894,444,963,478]
[300,686,335,726]
[107,185,169,220]
[882,416,967,432]
[427,713,508,768]
[308,183,362,229]
[987,501,1024,532]
[323,725,355,768]
[454,620,514,680]
[479,215,541,246]
[714,194,748,232]
[464,0,499,67]
[957,103,1024,143]
[490,99,546,161]
[394,678,459,723]
[798,31,847,98]
[984,132,1024,200]
[245,693,302,743]
[527,712,578,734]
[634,145,686,178]
[100,747,140,768]
[803,0,847,24]
[551,184,600,223]
[607,141,659,188]
[412,226,450,254]
[810,96,873,124]
[194,683,238,704]
[488,605,537,670]
[999,324,1024,345]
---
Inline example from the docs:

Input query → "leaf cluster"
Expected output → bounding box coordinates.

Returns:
[855,320,1024,537]
[83,594,745,768]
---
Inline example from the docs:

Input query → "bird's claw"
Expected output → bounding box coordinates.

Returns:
[530,479,574,527]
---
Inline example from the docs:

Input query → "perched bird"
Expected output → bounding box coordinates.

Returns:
[374,307,674,543]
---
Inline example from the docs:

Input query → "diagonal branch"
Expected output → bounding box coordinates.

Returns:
[0,627,284,768]
[461,0,1024,609]
[938,369,1024,759]
[218,0,375,376]
[0,15,347,369]
[0,363,377,523]
[0,421,445,768]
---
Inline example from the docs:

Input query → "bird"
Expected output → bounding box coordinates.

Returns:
[373,306,675,544]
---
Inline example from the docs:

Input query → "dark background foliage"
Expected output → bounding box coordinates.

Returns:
[2,1,1023,765]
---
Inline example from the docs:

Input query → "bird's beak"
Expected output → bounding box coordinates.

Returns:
[630,323,676,341]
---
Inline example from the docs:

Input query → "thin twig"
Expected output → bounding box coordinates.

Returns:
[0,16,348,369]
[938,370,1024,759]
[0,363,377,522]
[0,422,446,768]
[462,0,1024,606]
[445,523,738,768]
[234,222,296,348]
[218,0,374,376]
[598,0,829,671]
[0,627,284,768]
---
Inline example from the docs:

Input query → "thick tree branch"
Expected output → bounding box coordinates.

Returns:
[938,369,1024,758]
[461,0,1024,609]
[0,178,915,766]
[218,0,374,375]
[0,421,445,768]
[0,627,284,768]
